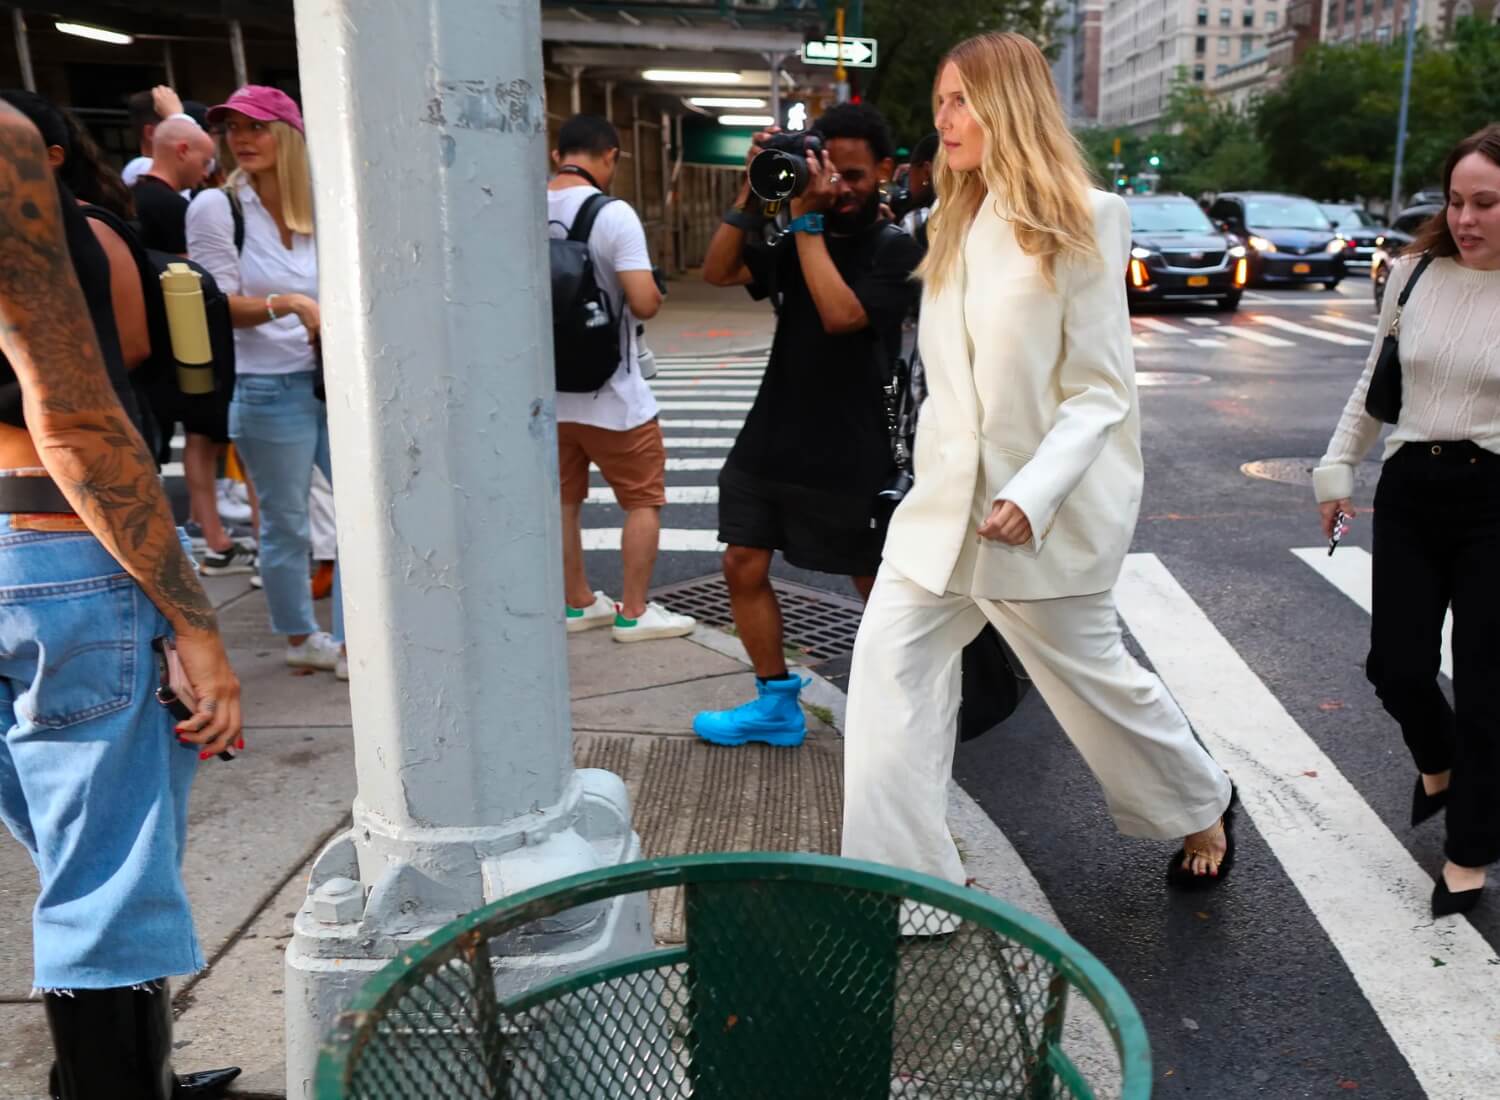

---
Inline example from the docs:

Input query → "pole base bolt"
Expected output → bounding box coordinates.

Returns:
[312,877,365,925]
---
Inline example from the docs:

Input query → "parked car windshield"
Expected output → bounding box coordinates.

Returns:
[1245,197,1333,230]
[1128,198,1216,234]
[1320,205,1380,230]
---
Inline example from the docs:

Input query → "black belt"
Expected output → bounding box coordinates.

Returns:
[0,475,74,513]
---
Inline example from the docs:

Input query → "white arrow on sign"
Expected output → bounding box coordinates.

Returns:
[801,36,878,68]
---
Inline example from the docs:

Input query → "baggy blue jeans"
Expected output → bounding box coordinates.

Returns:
[229,371,344,641]
[0,514,204,989]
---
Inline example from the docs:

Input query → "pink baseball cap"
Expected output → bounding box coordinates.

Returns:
[207,85,304,134]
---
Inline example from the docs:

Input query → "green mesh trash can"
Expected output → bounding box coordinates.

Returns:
[315,852,1150,1099]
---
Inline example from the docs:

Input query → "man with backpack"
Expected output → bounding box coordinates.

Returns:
[694,104,923,748]
[128,118,255,577]
[548,114,694,643]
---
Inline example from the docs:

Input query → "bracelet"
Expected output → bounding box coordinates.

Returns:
[266,294,280,322]
[786,213,825,236]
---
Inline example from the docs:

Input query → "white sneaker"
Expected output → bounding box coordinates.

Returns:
[217,479,252,525]
[612,601,697,643]
[287,631,342,671]
[566,591,617,634]
[335,653,349,682]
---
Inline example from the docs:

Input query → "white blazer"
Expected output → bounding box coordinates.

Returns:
[882,188,1142,601]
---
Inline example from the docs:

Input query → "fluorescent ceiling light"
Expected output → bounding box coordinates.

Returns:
[689,97,767,109]
[55,21,134,45]
[642,69,742,84]
[718,115,775,127]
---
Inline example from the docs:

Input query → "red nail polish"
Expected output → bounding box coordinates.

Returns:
[236,738,246,751]
[175,725,188,734]
[199,752,212,761]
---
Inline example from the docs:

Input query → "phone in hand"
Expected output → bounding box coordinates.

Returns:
[153,637,235,761]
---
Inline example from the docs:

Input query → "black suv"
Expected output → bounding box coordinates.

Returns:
[1123,194,1248,311]
[1208,192,1347,289]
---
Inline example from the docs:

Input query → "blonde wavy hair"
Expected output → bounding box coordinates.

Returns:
[229,120,314,236]
[919,32,1098,292]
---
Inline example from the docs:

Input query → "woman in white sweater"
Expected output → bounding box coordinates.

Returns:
[1314,125,1500,920]
[841,32,1236,900]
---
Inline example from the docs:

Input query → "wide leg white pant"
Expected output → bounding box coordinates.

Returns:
[842,564,1232,884]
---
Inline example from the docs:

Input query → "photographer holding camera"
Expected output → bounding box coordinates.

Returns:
[695,104,922,749]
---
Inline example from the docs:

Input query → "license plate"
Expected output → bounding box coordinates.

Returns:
[1187,275,1210,287]
[1293,263,1312,274]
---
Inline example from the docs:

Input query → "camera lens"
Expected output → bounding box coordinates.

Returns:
[749,149,809,202]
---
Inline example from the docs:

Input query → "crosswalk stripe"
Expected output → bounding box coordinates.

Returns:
[1116,554,1500,1100]
[651,389,761,398]
[657,400,753,411]
[1252,315,1367,346]
[587,485,719,505]
[654,368,764,377]
[1220,326,1295,349]
[661,419,744,430]
[659,437,733,449]
[1316,314,1381,336]
[665,457,725,471]
[582,527,723,551]
[1136,317,1190,335]
[1189,338,1227,349]
[162,462,184,478]
[1185,317,1220,327]
[1291,547,1453,678]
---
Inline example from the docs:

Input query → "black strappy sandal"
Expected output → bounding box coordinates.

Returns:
[1165,785,1238,891]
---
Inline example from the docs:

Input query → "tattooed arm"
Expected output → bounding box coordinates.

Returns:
[0,104,241,752]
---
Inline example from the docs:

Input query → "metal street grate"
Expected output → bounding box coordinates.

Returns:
[651,574,864,661]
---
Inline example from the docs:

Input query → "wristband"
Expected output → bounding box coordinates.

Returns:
[722,206,763,231]
[786,213,825,235]
[266,294,280,322]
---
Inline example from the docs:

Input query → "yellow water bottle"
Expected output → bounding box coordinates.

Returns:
[159,263,216,395]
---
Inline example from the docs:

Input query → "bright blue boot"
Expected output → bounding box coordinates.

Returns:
[693,675,810,747]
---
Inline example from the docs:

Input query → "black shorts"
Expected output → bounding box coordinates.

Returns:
[146,382,231,444]
[717,464,887,577]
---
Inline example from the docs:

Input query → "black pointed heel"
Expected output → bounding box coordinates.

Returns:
[1166,785,1238,891]
[1411,774,1449,828]
[1432,877,1485,919]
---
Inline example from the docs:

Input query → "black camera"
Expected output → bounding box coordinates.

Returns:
[883,183,915,220]
[748,132,824,203]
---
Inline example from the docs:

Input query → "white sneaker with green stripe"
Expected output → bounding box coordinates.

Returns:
[566,591,617,633]
[612,602,697,643]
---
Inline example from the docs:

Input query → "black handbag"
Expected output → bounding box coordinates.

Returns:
[1365,252,1435,424]
[957,625,1031,742]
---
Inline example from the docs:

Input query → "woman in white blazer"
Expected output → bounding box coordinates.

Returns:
[842,31,1237,894]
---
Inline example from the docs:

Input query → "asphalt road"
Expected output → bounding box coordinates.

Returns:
[583,277,1500,1099]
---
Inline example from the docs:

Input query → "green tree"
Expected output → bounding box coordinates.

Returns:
[862,0,1055,148]
[1151,79,1266,196]
[1074,126,1150,188]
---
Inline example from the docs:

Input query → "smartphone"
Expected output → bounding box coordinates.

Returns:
[1327,510,1350,556]
[153,638,235,761]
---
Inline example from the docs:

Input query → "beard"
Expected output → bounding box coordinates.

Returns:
[826,190,881,235]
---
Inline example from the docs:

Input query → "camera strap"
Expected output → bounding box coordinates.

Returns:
[556,164,602,190]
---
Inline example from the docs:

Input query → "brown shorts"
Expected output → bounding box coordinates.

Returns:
[558,418,667,510]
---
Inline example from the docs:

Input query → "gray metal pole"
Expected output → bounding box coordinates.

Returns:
[12,8,36,93]
[1389,0,1419,217]
[228,18,248,87]
[284,0,648,1093]
[766,51,784,126]
[163,41,176,89]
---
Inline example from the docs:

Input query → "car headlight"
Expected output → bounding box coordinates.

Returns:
[1248,235,1276,253]
[1130,247,1155,260]
[1375,235,1386,247]
[1229,244,1247,258]
[1326,238,1347,253]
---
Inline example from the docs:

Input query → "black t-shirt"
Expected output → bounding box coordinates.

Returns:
[131,175,189,255]
[0,182,141,434]
[728,221,923,496]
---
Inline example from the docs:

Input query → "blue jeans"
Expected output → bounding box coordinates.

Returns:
[0,515,204,989]
[230,372,343,641]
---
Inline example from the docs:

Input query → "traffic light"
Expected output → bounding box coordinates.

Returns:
[1147,154,1162,168]
[1116,176,1129,189]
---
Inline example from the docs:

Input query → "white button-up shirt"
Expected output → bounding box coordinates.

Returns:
[185,179,318,375]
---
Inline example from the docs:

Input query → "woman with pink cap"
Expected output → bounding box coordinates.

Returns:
[186,87,346,679]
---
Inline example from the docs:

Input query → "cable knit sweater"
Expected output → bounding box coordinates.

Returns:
[1314,255,1500,503]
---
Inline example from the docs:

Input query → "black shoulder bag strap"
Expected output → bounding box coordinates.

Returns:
[225,187,246,254]
[1364,252,1436,424]
[568,192,615,244]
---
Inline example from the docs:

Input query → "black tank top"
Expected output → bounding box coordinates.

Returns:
[0,180,144,434]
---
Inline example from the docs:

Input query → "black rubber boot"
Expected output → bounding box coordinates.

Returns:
[43,983,240,1099]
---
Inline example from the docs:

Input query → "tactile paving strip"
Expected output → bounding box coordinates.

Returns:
[650,574,865,661]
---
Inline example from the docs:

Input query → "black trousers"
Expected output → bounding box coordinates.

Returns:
[1368,441,1500,868]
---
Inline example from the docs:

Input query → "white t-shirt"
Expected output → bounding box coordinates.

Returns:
[121,155,152,188]
[547,185,659,431]
[185,180,319,375]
